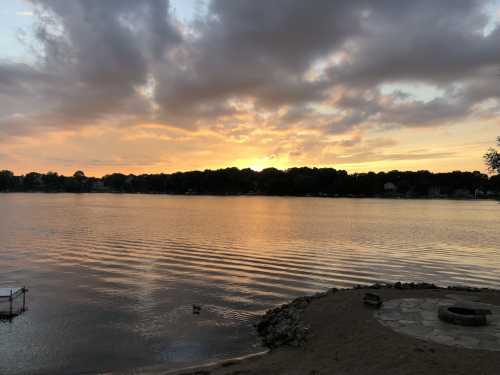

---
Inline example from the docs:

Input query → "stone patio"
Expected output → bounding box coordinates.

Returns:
[375,295,500,351]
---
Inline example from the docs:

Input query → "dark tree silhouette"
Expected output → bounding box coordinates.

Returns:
[23,172,43,191]
[0,168,497,198]
[484,136,500,174]
[42,172,63,192]
[0,170,15,191]
[73,170,86,180]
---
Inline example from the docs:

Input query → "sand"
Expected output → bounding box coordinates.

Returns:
[159,285,500,375]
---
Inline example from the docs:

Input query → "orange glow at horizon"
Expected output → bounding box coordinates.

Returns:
[0,113,497,177]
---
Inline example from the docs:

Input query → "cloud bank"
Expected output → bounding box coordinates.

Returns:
[1,0,499,174]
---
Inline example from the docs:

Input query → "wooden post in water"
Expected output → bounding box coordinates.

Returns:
[22,287,26,311]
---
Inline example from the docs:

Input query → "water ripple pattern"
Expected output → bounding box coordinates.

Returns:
[0,194,499,374]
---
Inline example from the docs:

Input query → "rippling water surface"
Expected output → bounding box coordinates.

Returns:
[1,194,499,374]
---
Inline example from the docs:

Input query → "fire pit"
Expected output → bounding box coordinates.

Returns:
[375,297,500,351]
[438,305,492,326]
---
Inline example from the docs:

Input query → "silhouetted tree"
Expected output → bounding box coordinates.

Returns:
[23,172,43,191]
[0,170,15,191]
[68,170,90,192]
[73,170,86,180]
[484,136,500,174]
[102,173,128,192]
[42,171,63,192]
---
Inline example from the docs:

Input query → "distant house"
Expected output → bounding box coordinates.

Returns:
[383,182,397,192]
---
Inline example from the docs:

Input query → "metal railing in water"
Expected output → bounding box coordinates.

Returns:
[0,286,28,319]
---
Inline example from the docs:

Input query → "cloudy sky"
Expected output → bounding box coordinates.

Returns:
[1,0,500,176]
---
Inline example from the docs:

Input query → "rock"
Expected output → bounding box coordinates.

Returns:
[257,295,313,348]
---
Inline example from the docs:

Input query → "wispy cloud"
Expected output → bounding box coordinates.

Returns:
[15,11,34,17]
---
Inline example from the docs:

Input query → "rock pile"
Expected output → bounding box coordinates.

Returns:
[256,289,336,348]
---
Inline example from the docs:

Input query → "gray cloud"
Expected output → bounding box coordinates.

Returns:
[0,0,499,139]
[0,0,180,138]
[155,0,500,132]
[331,1,500,86]
[154,0,363,126]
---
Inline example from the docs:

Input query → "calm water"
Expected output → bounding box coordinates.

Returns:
[1,194,499,374]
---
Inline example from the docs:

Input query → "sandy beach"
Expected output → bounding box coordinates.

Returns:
[155,284,500,375]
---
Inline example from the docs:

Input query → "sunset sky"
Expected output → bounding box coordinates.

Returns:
[1,0,500,176]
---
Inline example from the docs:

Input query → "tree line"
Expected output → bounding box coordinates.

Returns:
[0,168,499,198]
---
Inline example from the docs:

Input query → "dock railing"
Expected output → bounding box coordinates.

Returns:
[0,287,27,319]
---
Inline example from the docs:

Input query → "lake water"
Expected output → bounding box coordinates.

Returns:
[1,194,499,374]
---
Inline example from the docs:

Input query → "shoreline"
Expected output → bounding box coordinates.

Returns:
[129,283,500,375]
[1,191,499,201]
